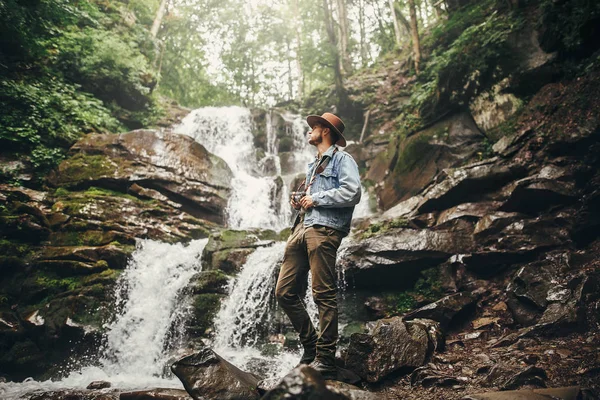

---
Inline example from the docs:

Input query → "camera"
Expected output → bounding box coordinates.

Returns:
[291,191,306,203]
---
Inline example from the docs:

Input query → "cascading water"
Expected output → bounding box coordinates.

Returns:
[211,242,322,379]
[0,106,374,398]
[0,239,207,399]
[174,106,313,231]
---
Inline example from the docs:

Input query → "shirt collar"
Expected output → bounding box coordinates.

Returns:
[318,145,337,160]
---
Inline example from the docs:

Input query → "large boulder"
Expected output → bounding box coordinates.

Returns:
[50,130,233,224]
[171,348,261,400]
[261,365,373,400]
[339,228,474,289]
[345,317,442,383]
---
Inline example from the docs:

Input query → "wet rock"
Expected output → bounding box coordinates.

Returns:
[50,130,233,224]
[345,317,442,383]
[415,159,526,214]
[524,272,599,335]
[404,291,478,330]
[261,365,346,400]
[366,112,486,210]
[120,388,192,400]
[37,245,129,270]
[28,389,117,399]
[500,176,577,215]
[87,380,111,389]
[463,386,584,400]
[325,380,384,399]
[437,202,503,226]
[339,228,474,289]
[171,348,261,400]
[473,211,527,237]
[470,78,523,132]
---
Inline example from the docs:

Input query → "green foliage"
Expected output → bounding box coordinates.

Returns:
[360,217,408,239]
[35,275,81,292]
[53,27,155,110]
[0,78,122,174]
[398,4,523,133]
[538,0,600,55]
[384,267,444,315]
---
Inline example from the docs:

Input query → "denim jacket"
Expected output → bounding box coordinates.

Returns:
[303,145,361,234]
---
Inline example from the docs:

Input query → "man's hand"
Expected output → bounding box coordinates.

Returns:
[300,195,315,209]
[290,198,301,210]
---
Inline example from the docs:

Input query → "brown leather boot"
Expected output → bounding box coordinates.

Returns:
[308,358,337,380]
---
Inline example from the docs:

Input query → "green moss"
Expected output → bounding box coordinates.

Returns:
[35,275,81,292]
[382,267,444,316]
[193,270,230,293]
[191,293,223,335]
[56,153,114,184]
[360,217,408,239]
[54,187,70,196]
[0,239,33,258]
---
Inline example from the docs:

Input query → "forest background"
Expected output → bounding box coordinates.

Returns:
[7,0,597,184]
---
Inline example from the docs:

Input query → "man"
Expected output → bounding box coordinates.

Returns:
[275,112,361,379]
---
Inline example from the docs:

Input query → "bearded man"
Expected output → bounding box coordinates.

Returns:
[275,112,361,379]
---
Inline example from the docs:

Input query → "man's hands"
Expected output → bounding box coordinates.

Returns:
[290,195,315,210]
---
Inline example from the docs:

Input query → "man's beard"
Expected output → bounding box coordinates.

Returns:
[308,134,321,146]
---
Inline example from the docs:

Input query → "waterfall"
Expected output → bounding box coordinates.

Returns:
[0,239,207,399]
[174,106,312,231]
[212,242,319,379]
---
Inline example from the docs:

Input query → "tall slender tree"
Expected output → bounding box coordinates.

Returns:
[322,0,345,100]
[388,0,403,48]
[408,0,422,73]
[335,0,352,75]
[151,0,168,38]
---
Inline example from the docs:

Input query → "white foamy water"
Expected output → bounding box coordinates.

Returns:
[0,239,207,399]
[174,107,312,231]
[212,242,318,379]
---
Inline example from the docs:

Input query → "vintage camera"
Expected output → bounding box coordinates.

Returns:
[291,191,306,203]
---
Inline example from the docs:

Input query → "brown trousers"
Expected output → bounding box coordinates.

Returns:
[275,223,344,363]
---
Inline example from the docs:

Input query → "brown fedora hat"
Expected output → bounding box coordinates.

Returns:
[307,112,347,147]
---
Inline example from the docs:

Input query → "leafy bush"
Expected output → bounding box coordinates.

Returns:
[0,78,123,174]
[538,0,600,56]
[53,27,155,110]
[400,9,522,132]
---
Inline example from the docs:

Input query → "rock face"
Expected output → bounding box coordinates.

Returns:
[261,365,375,400]
[364,113,486,210]
[51,130,233,224]
[345,317,442,383]
[171,348,261,400]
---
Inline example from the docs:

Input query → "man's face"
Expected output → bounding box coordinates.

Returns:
[308,124,324,146]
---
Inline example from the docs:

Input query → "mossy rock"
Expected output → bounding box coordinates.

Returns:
[48,230,132,247]
[210,248,255,273]
[0,339,46,375]
[190,270,230,294]
[34,260,108,277]
[51,153,116,186]
[190,293,225,336]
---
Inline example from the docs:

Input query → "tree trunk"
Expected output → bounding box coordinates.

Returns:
[150,0,168,38]
[322,0,345,102]
[292,0,304,100]
[388,0,403,48]
[394,2,412,35]
[335,0,352,75]
[408,0,422,74]
[358,0,368,67]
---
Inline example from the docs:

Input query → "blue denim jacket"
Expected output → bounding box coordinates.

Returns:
[303,145,361,234]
